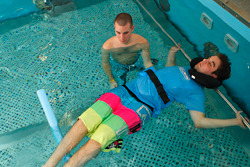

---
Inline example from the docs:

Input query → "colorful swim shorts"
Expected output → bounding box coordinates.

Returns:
[78,86,152,151]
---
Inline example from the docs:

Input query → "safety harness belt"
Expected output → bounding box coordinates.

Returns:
[145,69,170,104]
[123,85,154,111]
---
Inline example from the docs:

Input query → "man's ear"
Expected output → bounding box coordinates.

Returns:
[131,25,135,32]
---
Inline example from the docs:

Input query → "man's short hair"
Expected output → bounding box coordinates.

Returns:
[213,53,231,81]
[114,13,133,27]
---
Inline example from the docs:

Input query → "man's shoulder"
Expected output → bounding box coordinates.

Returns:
[102,36,117,50]
[131,34,149,50]
[132,34,148,44]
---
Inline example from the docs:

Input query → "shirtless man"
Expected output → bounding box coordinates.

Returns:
[102,13,153,89]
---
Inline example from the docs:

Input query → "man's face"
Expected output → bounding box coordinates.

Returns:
[114,22,134,44]
[194,56,221,78]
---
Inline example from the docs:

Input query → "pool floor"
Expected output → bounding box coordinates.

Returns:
[0,0,249,166]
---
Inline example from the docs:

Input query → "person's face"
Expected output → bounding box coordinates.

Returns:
[194,56,221,78]
[114,22,134,44]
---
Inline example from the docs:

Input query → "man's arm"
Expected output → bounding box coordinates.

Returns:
[165,44,181,67]
[140,41,153,69]
[101,47,118,89]
[189,110,247,129]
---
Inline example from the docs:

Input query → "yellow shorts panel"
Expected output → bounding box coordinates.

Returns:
[78,107,102,137]
[91,124,117,150]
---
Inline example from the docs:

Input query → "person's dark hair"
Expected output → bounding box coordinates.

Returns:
[114,13,133,27]
[212,53,231,81]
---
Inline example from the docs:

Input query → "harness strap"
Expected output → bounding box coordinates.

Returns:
[123,85,154,111]
[145,69,170,104]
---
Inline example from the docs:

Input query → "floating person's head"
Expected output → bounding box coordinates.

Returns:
[212,53,231,81]
[189,54,231,88]
[193,54,231,81]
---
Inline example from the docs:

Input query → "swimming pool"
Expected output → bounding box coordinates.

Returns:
[0,0,249,166]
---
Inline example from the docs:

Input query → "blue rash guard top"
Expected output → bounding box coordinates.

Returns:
[126,66,206,117]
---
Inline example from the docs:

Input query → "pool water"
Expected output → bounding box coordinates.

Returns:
[0,0,249,166]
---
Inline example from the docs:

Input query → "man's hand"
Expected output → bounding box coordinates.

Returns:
[169,43,181,53]
[236,111,250,129]
[110,80,118,89]
[165,43,182,67]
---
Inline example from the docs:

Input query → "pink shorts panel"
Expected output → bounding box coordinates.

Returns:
[97,92,142,135]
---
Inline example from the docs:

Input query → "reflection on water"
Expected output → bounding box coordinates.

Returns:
[59,105,87,133]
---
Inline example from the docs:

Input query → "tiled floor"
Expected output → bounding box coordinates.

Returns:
[214,0,250,27]
[231,0,250,15]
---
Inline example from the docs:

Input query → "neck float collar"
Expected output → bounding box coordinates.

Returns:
[188,57,221,89]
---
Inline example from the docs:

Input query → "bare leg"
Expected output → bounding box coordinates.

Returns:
[43,119,88,167]
[64,139,101,167]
